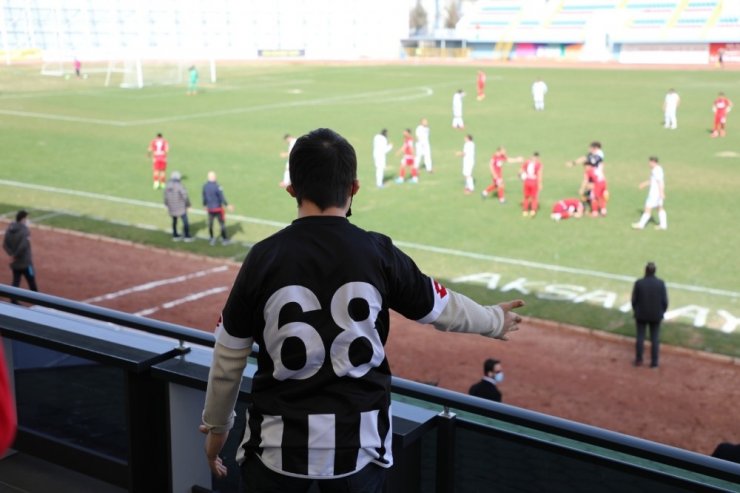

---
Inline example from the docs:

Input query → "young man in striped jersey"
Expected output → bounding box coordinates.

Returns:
[201,128,523,492]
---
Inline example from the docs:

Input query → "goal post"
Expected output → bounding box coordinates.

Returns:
[40,50,67,76]
[104,58,217,89]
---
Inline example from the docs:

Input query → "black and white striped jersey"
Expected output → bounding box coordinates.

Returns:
[216,215,449,478]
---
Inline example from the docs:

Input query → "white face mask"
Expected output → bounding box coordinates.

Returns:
[494,372,504,383]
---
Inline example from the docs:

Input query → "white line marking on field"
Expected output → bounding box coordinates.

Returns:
[0,109,128,126]
[0,179,287,227]
[134,286,229,316]
[0,85,433,126]
[2,179,737,300]
[28,211,64,222]
[83,265,229,303]
[394,241,739,298]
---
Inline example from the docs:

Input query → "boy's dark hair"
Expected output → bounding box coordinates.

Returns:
[483,358,500,374]
[645,262,657,276]
[649,156,659,163]
[289,128,357,211]
[16,210,28,222]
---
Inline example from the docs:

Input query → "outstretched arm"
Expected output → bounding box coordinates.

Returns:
[431,290,524,340]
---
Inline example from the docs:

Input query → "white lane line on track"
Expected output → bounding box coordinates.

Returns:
[134,286,229,317]
[2,179,738,300]
[83,266,229,303]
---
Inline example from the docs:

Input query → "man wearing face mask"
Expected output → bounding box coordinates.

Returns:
[469,358,504,402]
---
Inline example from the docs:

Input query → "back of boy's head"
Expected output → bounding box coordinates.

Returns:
[289,128,357,210]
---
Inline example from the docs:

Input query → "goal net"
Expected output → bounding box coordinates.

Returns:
[40,51,67,76]
[104,59,188,89]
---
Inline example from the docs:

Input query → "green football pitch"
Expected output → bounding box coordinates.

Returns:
[0,62,738,354]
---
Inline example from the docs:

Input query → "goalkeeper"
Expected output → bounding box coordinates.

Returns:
[187,65,199,95]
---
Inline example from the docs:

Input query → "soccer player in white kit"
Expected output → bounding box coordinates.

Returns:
[279,133,297,188]
[452,89,465,129]
[532,78,548,111]
[632,156,667,230]
[663,89,680,129]
[457,134,476,194]
[414,118,433,172]
[373,129,393,188]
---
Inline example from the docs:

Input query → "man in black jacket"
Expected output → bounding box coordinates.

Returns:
[2,210,38,304]
[631,262,668,368]
[469,358,504,402]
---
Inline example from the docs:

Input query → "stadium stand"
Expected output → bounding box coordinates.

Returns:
[451,0,740,62]
[0,0,407,63]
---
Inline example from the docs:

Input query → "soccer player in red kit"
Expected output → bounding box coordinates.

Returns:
[481,147,523,203]
[711,92,733,138]
[520,152,542,217]
[148,133,169,190]
[395,129,418,184]
[477,70,486,101]
[551,198,584,221]
[582,161,608,217]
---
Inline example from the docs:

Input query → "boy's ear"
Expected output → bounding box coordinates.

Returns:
[351,180,360,196]
[286,185,297,198]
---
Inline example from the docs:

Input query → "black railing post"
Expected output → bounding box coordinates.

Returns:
[435,406,457,493]
[126,370,169,492]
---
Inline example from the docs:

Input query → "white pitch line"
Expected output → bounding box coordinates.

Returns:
[2,178,737,300]
[126,86,434,125]
[0,109,128,126]
[0,179,287,228]
[0,85,433,127]
[84,266,229,303]
[135,286,229,317]
[394,240,739,299]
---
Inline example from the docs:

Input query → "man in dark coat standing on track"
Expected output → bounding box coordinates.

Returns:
[3,210,38,304]
[631,262,668,368]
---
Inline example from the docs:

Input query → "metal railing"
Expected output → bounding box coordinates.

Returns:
[1,284,739,493]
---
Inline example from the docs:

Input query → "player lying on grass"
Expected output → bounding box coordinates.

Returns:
[551,198,584,221]
[200,127,524,493]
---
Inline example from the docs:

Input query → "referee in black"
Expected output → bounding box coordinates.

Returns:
[201,128,524,492]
